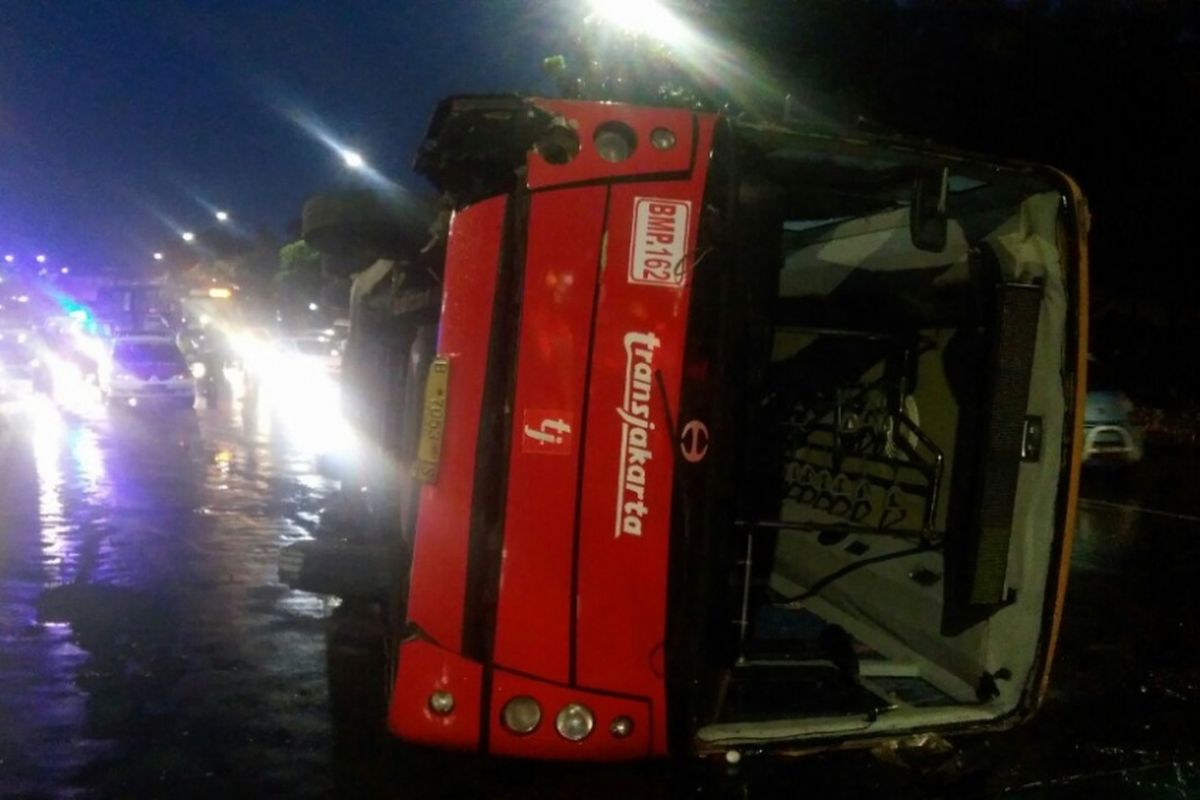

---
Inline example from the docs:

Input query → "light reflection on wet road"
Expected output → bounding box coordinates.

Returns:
[1,393,1198,799]
[1,395,337,798]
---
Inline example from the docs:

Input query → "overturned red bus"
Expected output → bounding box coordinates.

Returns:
[285,94,1089,763]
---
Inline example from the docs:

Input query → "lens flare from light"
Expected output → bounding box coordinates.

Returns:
[585,0,790,120]
[587,0,689,41]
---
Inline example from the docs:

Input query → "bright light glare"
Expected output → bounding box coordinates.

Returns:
[60,267,69,274]
[586,0,781,120]
[35,254,47,263]
[3,254,13,263]
[16,295,28,303]
[182,231,196,243]
[588,0,689,41]
[340,149,366,169]
[207,287,232,299]
[199,313,212,326]
[153,252,164,261]
[215,210,229,222]
[308,302,319,312]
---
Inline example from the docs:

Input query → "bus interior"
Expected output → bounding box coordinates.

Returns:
[690,128,1077,747]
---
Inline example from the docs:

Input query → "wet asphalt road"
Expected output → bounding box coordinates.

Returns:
[1,392,1198,799]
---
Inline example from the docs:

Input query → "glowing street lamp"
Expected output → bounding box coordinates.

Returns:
[181,231,196,243]
[339,149,366,170]
[35,254,47,263]
[587,0,689,41]
[153,252,164,261]
[215,210,229,222]
[2,254,12,263]
[60,266,70,274]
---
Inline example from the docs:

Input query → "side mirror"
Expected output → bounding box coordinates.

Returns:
[910,168,949,252]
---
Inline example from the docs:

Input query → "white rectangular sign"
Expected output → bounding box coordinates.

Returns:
[628,197,691,288]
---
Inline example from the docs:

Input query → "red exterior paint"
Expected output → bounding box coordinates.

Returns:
[404,195,506,652]
[395,99,717,759]
[493,186,608,683]
[387,638,483,751]
[572,174,713,757]
[525,100,696,191]
[489,669,652,760]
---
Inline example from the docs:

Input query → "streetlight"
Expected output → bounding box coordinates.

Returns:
[182,231,196,243]
[339,149,366,170]
[153,252,164,261]
[60,266,70,274]
[2,254,12,263]
[35,254,47,263]
[215,210,229,222]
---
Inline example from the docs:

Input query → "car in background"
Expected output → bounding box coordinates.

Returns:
[0,330,43,400]
[1083,389,1144,464]
[99,335,195,409]
[278,331,343,376]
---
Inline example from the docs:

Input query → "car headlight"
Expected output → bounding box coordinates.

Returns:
[191,362,207,379]
[501,696,542,735]
[555,703,594,742]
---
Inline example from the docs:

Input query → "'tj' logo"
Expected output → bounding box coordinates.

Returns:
[524,417,571,446]
[520,411,575,455]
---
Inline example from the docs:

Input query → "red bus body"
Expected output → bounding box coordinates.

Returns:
[378,96,1089,762]
[391,101,715,759]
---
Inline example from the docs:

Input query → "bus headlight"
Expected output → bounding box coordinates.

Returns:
[555,703,594,742]
[501,696,542,735]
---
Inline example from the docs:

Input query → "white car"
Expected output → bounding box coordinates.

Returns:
[99,336,195,409]
[279,332,343,375]
[1082,389,1144,464]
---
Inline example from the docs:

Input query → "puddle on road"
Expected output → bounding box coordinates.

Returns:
[1,399,338,798]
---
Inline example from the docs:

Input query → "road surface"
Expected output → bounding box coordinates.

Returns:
[1,393,1197,798]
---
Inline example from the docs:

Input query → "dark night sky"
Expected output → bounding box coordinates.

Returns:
[0,1,560,272]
